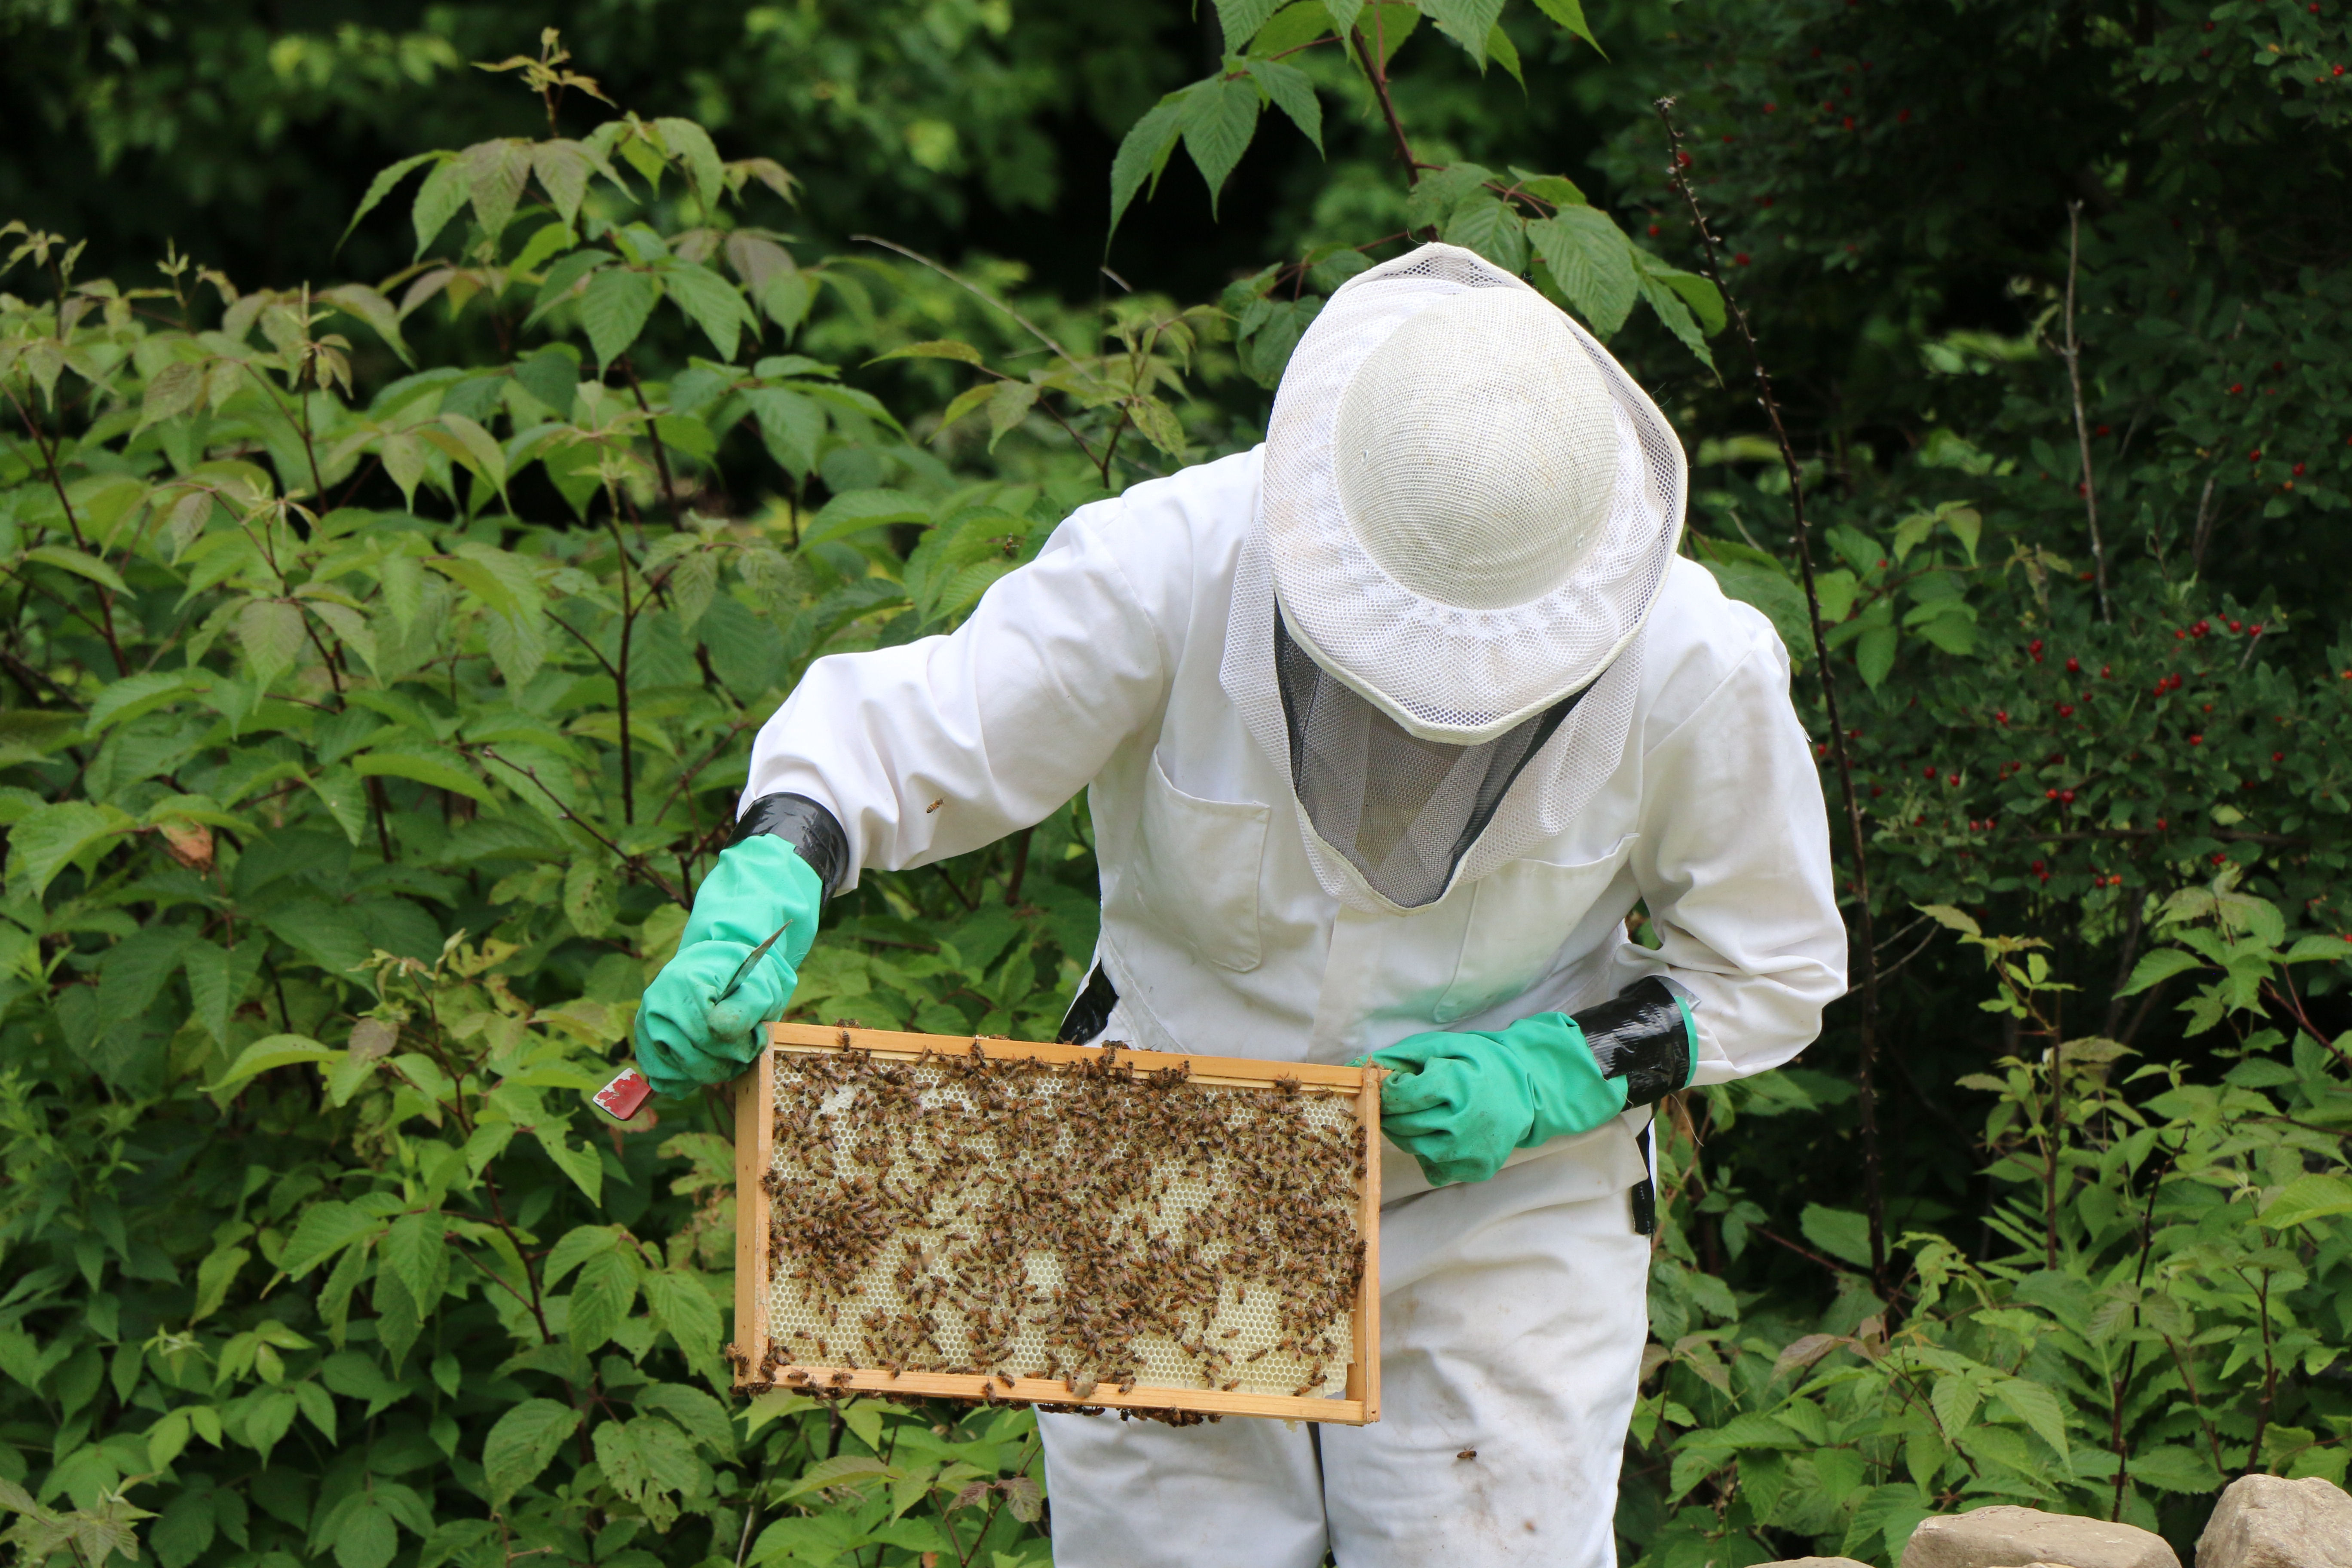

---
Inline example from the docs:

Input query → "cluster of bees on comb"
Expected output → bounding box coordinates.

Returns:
[753,1041,1366,1422]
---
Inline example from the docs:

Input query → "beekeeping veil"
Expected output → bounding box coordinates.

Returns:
[1220,242,1687,915]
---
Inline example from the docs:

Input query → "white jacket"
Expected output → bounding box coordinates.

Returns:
[744,447,1847,1200]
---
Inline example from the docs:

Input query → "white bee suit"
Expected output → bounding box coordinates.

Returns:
[741,437,1845,1564]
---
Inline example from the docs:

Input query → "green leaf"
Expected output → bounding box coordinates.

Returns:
[745,387,825,477]
[351,741,492,802]
[779,1455,902,1502]
[332,1498,397,1568]
[1635,267,1718,371]
[380,1213,452,1317]
[660,260,756,362]
[1244,59,1323,155]
[867,339,986,368]
[634,1382,735,1457]
[341,152,443,251]
[2118,947,2204,997]
[643,1271,724,1369]
[27,544,131,594]
[986,381,1041,450]
[411,156,471,258]
[209,1033,336,1091]
[1528,0,1603,52]
[481,1399,583,1505]
[2260,1173,2352,1229]
[459,139,533,240]
[1442,194,1526,273]
[1110,96,1189,238]
[1856,624,1897,689]
[534,1126,604,1205]
[2128,1444,2221,1494]
[1528,209,1638,337]
[279,1202,385,1279]
[1213,0,1286,52]
[1421,0,1503,65]
[236,600,306,690]
[6,802,127,899]
[1991,1378,2071,1471]
[1798,1204,1874,1268]
[566,1249,638,1354]
[581,268,658,370]
[652,117,727,210]
[1179,76,1262,219]
[802,489,930,550]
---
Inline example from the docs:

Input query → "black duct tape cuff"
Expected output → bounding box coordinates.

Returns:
[728,793,849,900]
[1057,965,1119,1044]
[1575,977,1694,1109]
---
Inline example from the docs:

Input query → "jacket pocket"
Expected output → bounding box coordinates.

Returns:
[1432,835,1638,1023]
[1129,752,1271,973]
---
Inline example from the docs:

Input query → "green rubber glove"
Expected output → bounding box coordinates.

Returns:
[1366,1014,1630,1188]
[634,836,824,1097]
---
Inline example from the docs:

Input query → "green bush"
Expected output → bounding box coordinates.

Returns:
[5,6,2352,1567]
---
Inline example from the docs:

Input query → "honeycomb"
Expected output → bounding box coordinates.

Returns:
[761,1043,1368,1406]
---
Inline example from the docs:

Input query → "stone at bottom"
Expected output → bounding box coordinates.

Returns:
[1898,1504,2179,1568]
[2196,1474,2352,1568]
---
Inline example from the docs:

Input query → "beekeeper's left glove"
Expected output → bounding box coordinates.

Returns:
[1366,977,1696,1188]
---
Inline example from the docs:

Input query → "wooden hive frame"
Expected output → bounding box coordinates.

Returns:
[734,1023,1382,1425]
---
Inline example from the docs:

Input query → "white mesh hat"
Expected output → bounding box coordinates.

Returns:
[1222,243,1688,913]
[1260,242,1687,745]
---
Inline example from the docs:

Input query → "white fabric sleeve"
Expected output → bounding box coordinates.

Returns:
[739,507,1173,888]
[1610,637,1849,1085]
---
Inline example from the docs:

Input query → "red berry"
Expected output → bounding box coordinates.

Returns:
[2046,788,2059,799]
[2228,619,2242,632]
[2273,751,2285,763]
[2293,463,2306,475]
[2175,629,2187,640]
[2189,734,2203,745]
[1842,115,1855,130]
[2058,703,2075,717]
[2228,383,2243,395]
[2060,789,2076,803]
[2248,451,2262,463]
[1675,150,1693,168]
[1764,101,1778,112]
[2242,778,2256,790]
[1914,814,1925,824]
[1948,773,1960,787]
[1994,710,2010,725]
[2157,818,2168,829]
[1648,224,1662,236]
[2095,424,2110,436]
[2211,852,2227,865]
[1923,765,1936,779]
[1871,784,1883,796]
[2101,665,2111,678]
[1735,253,1752,266]
[2249,625,2263,637]
[2192,620,2210,637]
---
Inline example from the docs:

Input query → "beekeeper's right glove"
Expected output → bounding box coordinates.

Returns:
[634,794,845,1096]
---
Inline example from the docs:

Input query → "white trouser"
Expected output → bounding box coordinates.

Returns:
[1039,1151,1651,1567]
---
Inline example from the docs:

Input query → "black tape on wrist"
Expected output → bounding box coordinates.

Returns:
[1574,976,1693,1110]
[729,793,849,900]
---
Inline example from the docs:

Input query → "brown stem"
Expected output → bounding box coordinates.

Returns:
[605,516,638,823]
[474,743,686,905]
[622,358,686,530]
[2060,203,2111,622]
[8,389,128,674]
[1350,21,1422,187]
[1655,97,1887,1289]
[1003,825,1033,906]
[2109,1142,2173,1519]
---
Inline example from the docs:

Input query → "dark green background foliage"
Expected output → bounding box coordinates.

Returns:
[3,2,2351,1565]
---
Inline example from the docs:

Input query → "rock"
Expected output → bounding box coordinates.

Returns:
[2196,1474,2352,1568]
[1899,1504,2180,1568]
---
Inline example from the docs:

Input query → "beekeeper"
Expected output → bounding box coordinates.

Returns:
[635,242,1844,1567]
